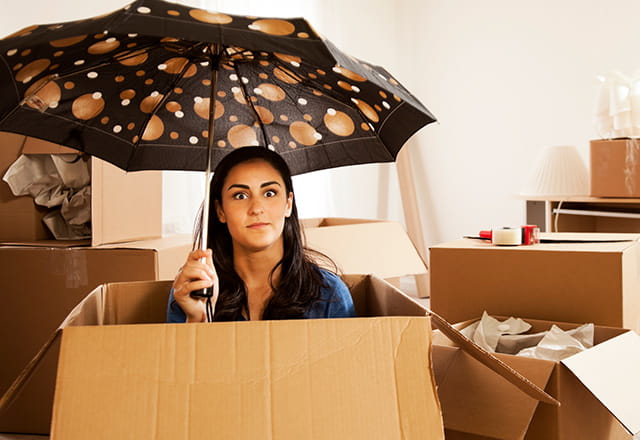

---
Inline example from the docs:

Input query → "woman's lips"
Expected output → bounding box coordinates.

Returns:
[247,222,269,229]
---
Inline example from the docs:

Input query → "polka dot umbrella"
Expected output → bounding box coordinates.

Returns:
[0,0,436,273]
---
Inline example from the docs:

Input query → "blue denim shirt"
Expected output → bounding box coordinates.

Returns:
[167,268,356,322]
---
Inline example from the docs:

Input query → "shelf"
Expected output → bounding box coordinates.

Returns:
[552,208,640,220]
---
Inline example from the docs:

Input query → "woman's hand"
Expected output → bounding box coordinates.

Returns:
[172,249,218,322]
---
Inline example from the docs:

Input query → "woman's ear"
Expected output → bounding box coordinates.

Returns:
[285,192,293,218]
[215,200,226,223]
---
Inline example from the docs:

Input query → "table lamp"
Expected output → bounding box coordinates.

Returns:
[520,145,589,197]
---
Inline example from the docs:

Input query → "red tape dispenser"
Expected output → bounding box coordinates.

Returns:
[479,225,540,246]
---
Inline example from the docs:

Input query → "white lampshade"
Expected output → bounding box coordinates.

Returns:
[520,145,589,197]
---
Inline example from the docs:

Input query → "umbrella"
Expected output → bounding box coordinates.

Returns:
[0,0,436,289]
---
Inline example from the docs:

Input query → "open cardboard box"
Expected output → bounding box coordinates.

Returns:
[432,316,640,440]
[301,217,428,297]
[0,234,192,434]
[1,275,555,438]
[430,234,640,333]
[0,131,162,246]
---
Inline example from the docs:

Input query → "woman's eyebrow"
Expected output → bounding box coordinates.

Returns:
[226,181,281,191]
[260,181,281,188]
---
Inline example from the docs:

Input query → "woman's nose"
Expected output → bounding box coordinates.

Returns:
[248,199,264,215]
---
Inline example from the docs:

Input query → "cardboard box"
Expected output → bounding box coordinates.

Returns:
[0,131,163,246]
[429,234,640,333]
[432,316,640,439]
[0,234,192,434]
[301,218,428,296]
[1,275,554,437]
[590,138,640,197]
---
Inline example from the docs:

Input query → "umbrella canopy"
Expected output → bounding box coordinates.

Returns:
[0,0,435,175]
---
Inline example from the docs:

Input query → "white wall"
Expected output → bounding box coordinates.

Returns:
[5,1,640,249]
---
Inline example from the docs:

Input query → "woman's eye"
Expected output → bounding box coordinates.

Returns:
[232,192,248,200]
[264,189,277,197]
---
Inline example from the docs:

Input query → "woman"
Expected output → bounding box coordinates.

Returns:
[168,146,355,322]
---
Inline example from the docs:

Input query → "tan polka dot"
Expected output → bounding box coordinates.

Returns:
[337,80,353,91]
[127,43,137,48]
[53,51,64,57]
[259,61,269,67]
[189,9,233,24]
[229,115,238,122]
[161,37,179,43]
[13,63,23,71]
[290,121,319,146]
[275,53,301,65]
[316,69,326,76]
[228,124,258,148]
[136,70,145,77]
[304,114,313,121]
[379,91,388,99]
[127,123,136,130]
[117,49,148,66]
[21,49,31,57]
[389,78,399,86]
[288,141,297,149]
[256,83,285,101]
[88,39,120,55]
[249,19,294,36]
[24,78,61,109]
[323,84,332,90]
[273,66,301,84]
[217,91,227,98]
[280,115,289,121]
[312,90,323,97]
[64,81,75,90]
[16,59,51,83]
[394,95,401,102]
[142,115,164,141]
[194,98,224,120]
[258,73,268,80]
[202,79,211,86]
[324,110,355,136]
[167,9,180,16]
[50,35,87,47]
[120,89,136,100]
[115,75,125,82]
[272,136,280,143]
[93,33,105,39]
[233,89,247,105]
[145,79,154,85]
[254,106,274,124]
[374,104,382,111]
[166,101,181,112]
[222,63,234,71]
[174,87,183,94]
[49,64,59,71]
[202,130,208,138]
[361,122,370,131]
[162,57,197,77]
[353,99,379,123]
[334,66,366,82]
[297,32,309,38]
[72,93,105,120]
[101,116,109,125]
[140,93,164,113]
[133,135,139,143]
[170,131,179,140]
[308,73,317,79]
[217,140,226,148]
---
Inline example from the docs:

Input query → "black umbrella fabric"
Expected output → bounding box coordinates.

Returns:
[0,0,435,175]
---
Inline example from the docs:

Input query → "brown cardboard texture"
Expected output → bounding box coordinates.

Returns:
[0,133,162,246]
[433,316,640,440]
[429,235,640,332]
[590,138,640,197]
[301,217,427,279]
[0,234,191,434]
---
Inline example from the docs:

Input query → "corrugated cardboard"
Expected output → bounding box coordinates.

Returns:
[1,132,162,246]
[2,275,555,438]
[0,234,191,434]
[429,234,640,332]
[590,138,640,197]
[301,218,428,296]
[433,316,640,440]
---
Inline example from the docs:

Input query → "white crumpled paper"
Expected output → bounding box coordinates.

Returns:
[461,312,595,362]
[2,153,91,239]
[594,71,640,138]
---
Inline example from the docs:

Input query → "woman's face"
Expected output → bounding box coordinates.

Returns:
[216,159,293,254]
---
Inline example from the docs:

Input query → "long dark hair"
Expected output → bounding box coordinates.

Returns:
[194,146,334,320]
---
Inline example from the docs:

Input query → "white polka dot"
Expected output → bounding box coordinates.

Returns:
[229,74,238,81]
[327,108,337,116]
[189,136,198,144]
[128,33,138,38]
[121,99,130,106]
[268,144,275,151]
[248,24,258,31]
[251,139,259,146]
[200,61,209,67]
[137,6,151,14]
[291,61,300,67]
[350,98,358,104]
[92,92,102,99]
[6,49,17,56]
[241,77,249,84]
[175,111,184,118]
[106,37,116,43]
[194,96,203,103]
[313,132,322,140]
[22,76,32,84]
[382,101,390,110]
[377,72,387,80]
[157,64,167,70]
[352,85,360,93]
[87,72,98,79]
[231,87,241,94]
[298,98,307,105]
[253,88,263,95]
[49,101,59,109]
[74,60,85,66]
[113,125,122,133]
[332,67,341,74]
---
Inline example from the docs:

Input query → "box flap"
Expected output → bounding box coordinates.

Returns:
[51,317,443,439]
[561,330,640,436]
[303,219,427,278]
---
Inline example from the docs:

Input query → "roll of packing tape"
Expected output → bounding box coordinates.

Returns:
[492,228,522,246]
